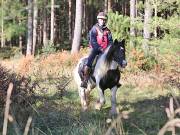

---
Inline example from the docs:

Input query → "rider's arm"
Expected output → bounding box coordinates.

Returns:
[90,26,103,52]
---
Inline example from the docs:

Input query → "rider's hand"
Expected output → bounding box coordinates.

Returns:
[98,47,104,52]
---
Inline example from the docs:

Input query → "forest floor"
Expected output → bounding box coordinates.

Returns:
[0,49,180,135]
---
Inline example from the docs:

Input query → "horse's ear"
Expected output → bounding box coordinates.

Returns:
[121,39,125,45]
[114,39,118,45]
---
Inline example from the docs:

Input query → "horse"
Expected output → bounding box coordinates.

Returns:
[73,39,127,115]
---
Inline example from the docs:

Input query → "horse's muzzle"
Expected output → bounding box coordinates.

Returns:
[121,60,127,68]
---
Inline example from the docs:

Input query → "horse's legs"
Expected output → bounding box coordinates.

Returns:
[78,87,88,111]
[85,85,93,106]
[95,86,105,110]
[110,86,118,115]
[78,86,92,111]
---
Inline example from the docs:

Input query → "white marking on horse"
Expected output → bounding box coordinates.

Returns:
[73,40,126,115]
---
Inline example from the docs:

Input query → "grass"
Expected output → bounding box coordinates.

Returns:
[36,87,178,135]
[2,82,179,135]
[0,49,179,135]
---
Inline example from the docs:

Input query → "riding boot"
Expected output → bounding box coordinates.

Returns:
[81,66,90,88]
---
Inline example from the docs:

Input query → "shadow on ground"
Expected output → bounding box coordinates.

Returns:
[119,96,180,135]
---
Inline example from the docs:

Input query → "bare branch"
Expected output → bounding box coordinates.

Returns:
[23,116,32,135]
[2,83,13,135]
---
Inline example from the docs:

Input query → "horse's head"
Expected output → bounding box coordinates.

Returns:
[108,39,127,68]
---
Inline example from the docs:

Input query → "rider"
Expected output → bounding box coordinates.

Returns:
[81,11,113,88]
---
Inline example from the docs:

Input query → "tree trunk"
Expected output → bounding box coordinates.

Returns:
[135,0,138,17]
[154,0,157,38]
[122,1,125,15]
[108,0,112,12]
[143,0,152,55]
[43,0,48,46]
[104,0,108,13]
[19,20,22,52]
[85,0,88,35]
[72,2,75,37]
[68,0,72,41]
[82,0,86,36]
[32,0,38,55]
[19,35,22,51]
[71,0,82,54]
[50,0,55,43]
[1,0,4,48]
[130,0,136,47]
[26,0,33,56]
[38,22,42,45]
[124,1,127,15]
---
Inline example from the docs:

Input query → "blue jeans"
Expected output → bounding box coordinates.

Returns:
[87,49,102,68]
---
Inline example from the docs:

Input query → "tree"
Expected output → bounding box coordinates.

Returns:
[71,0,82,54]
[32,0,38,55]
[26,0,33,56]
[82,0,86,35]
[108,0,112,12]
[68,0,72,41]
[143,0,152,55]
[130,0,136,47]
[43,0,48,46]
[0,0,178,56]
[0,0,26,49]
[19,20,22,51]
[50,0,55,43]
[1,0,4,47]
[104,0,108,13]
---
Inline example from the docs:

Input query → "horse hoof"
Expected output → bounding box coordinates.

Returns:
[82,106,88,112]
[95,102,102,110]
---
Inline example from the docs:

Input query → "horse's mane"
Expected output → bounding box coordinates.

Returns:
[93,45,115,78]
[105,44,116,66]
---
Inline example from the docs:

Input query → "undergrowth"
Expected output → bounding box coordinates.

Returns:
[0,47,179,135]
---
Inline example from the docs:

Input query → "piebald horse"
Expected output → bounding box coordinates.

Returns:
[73,39,127,115]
